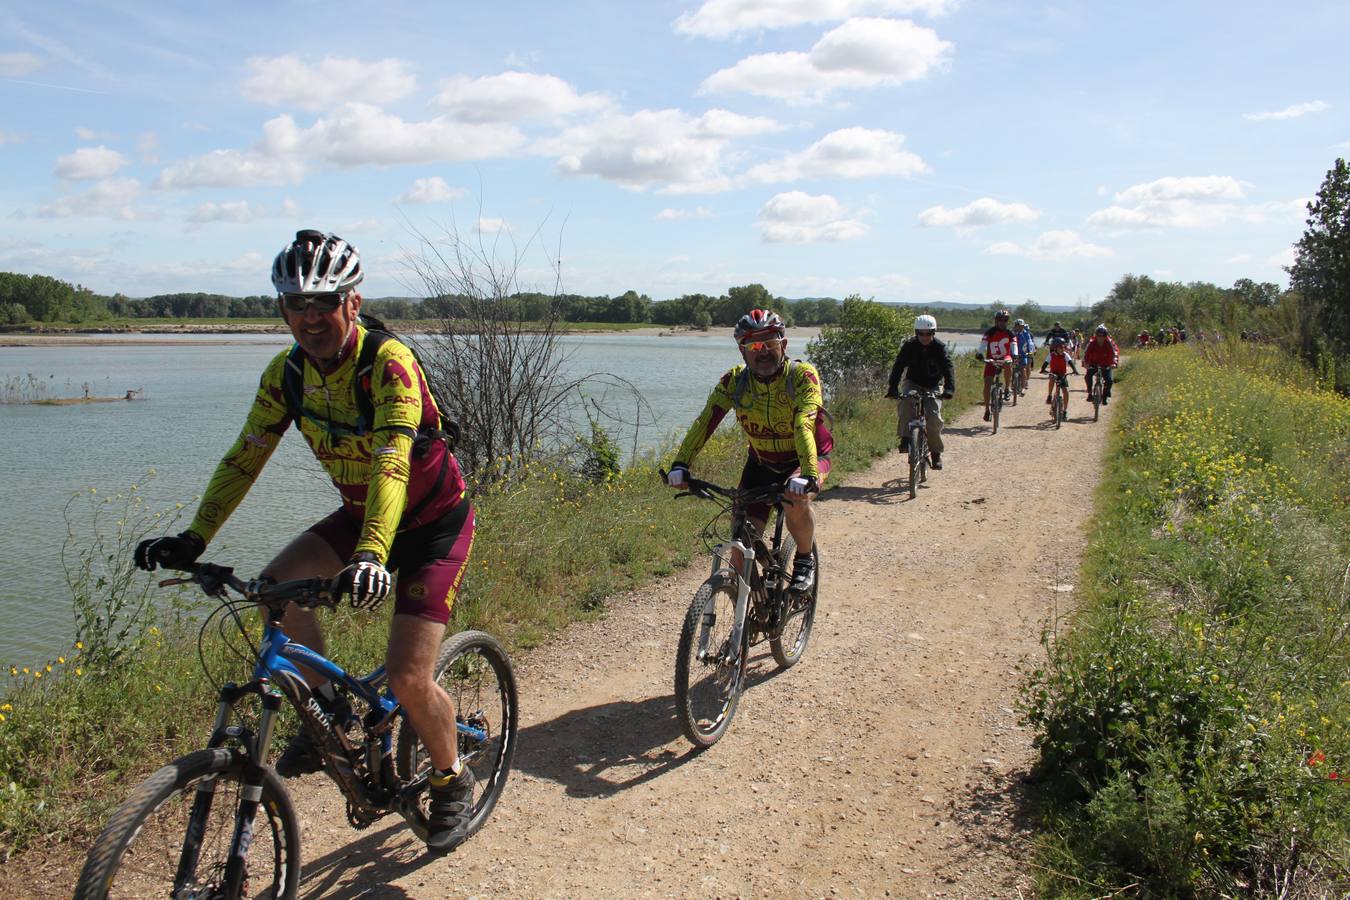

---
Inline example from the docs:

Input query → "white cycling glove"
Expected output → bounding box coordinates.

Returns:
[340,553,392,610]
[667,466,689,488]
[787,476,812,495]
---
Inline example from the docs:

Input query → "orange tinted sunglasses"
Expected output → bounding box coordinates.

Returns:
[739,338,781,352]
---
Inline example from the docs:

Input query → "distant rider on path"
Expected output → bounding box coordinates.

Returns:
[885,314,955,470]
[976,309,1016,422]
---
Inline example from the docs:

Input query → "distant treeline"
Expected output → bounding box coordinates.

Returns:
[0,271,1069,330]
[0,268,1294,338]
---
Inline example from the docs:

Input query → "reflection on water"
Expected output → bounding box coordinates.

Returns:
[0,330,973,664]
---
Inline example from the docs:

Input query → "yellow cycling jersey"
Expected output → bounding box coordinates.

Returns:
[673,359,832,479]
[187,325,465,563]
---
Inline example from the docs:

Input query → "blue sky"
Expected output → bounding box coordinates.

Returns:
[2,0,1346,304]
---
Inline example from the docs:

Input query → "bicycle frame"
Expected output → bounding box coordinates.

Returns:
[704,501,789,662]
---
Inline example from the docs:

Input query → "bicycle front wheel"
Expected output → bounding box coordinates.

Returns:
[675,577,744,748]
[907,424,922,499]
[74,748,299,900]
[991,387,1002,434]
[397,630,518,843]
[770,538,818,670]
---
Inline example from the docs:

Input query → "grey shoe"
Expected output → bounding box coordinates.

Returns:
[426,766,476,852]
[789,554,816,595]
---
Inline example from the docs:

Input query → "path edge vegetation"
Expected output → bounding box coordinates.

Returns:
[1021,344,1349,897]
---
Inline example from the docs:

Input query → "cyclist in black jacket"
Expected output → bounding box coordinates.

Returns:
[885,314,956,470]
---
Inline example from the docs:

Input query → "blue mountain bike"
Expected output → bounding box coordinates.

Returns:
[74,562,517,900]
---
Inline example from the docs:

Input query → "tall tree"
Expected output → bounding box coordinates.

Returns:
[1288,158,1350,357]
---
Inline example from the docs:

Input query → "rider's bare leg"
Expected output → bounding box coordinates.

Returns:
[387,614,460,771]
[261,530,344,686]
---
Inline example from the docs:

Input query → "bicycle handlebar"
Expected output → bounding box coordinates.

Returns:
[158,562,341,612]
[658,470,785,507]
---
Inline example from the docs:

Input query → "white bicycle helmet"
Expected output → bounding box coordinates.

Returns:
[914,314,937,331]
[271,229,364,295]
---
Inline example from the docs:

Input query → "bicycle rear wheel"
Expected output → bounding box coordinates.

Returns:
[675,576,744,748]
[74,748,299,900]
[397,630,518,843]
[770,538,818,670]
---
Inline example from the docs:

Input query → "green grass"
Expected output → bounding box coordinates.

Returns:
[0,368,985,855]
[1022,344,1350,897]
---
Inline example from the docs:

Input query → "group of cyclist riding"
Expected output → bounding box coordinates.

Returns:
[130,226,1117,861]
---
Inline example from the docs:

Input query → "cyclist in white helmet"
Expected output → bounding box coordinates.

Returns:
[885,314,955,470]
[135,229,479,851]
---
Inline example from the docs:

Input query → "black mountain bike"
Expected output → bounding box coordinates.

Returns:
[989,360,1012,434]
[903,388,941,499]
[664,474,819,748]
[1088,367,1105,421]
[74,562,518,899]
[1049,374,1068,428]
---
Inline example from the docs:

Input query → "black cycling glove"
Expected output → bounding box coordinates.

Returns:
[134,531,206,572]
[338,552,393,610]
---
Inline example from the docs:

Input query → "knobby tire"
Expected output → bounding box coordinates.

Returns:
[73,747,300,900]
[675,577,744,748]
[770,536,818,670]
[907,424,923,499]
[396,629,518,844]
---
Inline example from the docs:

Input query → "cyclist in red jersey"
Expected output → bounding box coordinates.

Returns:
[1083,324,1121,405]
[976,308,1016,422]
[1040,336,1079,412]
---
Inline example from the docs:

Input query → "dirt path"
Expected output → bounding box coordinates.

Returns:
[268,384,1114,899]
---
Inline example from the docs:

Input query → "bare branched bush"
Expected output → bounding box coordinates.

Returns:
[400,218,651,488]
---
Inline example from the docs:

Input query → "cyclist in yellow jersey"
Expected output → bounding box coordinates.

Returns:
[667,309,832,594]
[134,230,476,852]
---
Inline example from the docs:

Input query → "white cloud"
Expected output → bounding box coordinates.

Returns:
[1243,100,1329,122]
[282,197,300,217]
[157,105,524,189]
[188,200,265,224]
[0,130,21,144]
[0,51,43,76]
[1226,254,1251,264]
[1114,175,1246,204]
[477,216,508,234]
[987,230,1111,260]
[756,191,868,243]
[397,176,465,204]
[37,177,143,219]
[918,197,1040,228]
[242,56,417,110]
[700,17,951,101]
[435,72,613,123]
[747,127,926,182]
[656,206,714,220]
[1268,247,1296,269]
[54,145,129,180]
[545,107,781,193]
[74,126,117,141]
[1087,176,1253,230]
[674,0,954,37]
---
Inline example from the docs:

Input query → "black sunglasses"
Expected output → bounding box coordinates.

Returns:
[915,330,936,337]
[280,291,347,313]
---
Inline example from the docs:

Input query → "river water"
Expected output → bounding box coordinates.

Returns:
[0,330,971,666]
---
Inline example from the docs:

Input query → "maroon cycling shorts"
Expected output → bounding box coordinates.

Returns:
[306,501,474,625]
[740,454,831,523]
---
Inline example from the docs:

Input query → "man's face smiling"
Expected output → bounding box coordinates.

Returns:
[281,291,361,362]
[740,336,786,380]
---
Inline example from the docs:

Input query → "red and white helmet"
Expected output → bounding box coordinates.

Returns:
[734,308,786,343]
